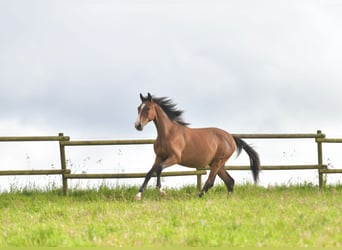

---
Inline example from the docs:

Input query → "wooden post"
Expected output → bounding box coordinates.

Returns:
[196,168,203,191]
[59,133,69,195]
[316,130,325,188]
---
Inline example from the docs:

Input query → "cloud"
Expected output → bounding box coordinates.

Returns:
[1,0,342,139]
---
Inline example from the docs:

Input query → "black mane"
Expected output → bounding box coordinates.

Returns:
[152,96,189,126]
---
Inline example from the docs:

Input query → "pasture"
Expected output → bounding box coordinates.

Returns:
[0,184,341,247]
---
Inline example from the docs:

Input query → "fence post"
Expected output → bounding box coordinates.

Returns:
[59,133,68,195]
[196,168,202,191]
[316,130,325,188]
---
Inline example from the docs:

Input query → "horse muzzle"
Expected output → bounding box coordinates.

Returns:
[135,122,143,131]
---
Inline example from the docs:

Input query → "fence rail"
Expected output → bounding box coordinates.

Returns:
[0,130,341,195]
[0,135,70,141]
[0,169,71,175]
[65,170,207,179]
[61,139,155,146]
[233,133,325,139]
[221,164,325,171]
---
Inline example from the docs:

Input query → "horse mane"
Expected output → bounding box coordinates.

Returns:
[152,96,190,126]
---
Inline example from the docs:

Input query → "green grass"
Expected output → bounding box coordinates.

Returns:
[1,184,342,247]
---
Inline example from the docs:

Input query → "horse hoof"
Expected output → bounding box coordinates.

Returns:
[135,192,142,201]
[160,190,167,197]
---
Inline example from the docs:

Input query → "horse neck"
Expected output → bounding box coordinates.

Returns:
[153,105,177,138]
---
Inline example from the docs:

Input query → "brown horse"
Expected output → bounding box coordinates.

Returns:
[134,93,260,200]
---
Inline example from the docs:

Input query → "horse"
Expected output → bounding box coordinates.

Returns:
[134,93,260,200]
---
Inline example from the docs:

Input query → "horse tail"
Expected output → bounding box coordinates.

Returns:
[233,136,260,183]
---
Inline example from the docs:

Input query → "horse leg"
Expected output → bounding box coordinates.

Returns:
[155,165,166,197]
[198,155,230,198]
[217,167,235,193]
[135,157,162,200]
[135,155,178,200]
[198,168,218,197]
[135,166,157,200]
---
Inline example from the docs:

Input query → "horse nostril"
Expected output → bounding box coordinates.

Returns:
[135,123,143,131]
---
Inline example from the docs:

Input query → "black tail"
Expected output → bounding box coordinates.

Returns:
[233,136,260,183]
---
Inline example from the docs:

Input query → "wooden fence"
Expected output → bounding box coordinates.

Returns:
[0,130,341,195]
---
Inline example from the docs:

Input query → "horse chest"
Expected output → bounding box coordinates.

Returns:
[154,137,183,157]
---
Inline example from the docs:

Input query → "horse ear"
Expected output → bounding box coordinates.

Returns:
[147,93,152,101]
[140,93,144,101]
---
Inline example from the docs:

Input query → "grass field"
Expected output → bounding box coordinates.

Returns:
[0,184,341,247]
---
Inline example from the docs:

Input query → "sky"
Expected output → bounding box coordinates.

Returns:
[1,0,342,189]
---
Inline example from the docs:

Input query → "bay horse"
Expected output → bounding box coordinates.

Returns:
[134,93,260,200]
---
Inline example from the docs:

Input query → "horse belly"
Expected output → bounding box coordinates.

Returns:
[180,143,215,168]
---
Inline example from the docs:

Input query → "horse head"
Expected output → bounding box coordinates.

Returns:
[135,93,157,131]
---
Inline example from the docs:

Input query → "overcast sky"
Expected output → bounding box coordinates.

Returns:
[1,0,342,139]
[2,0,342,190]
